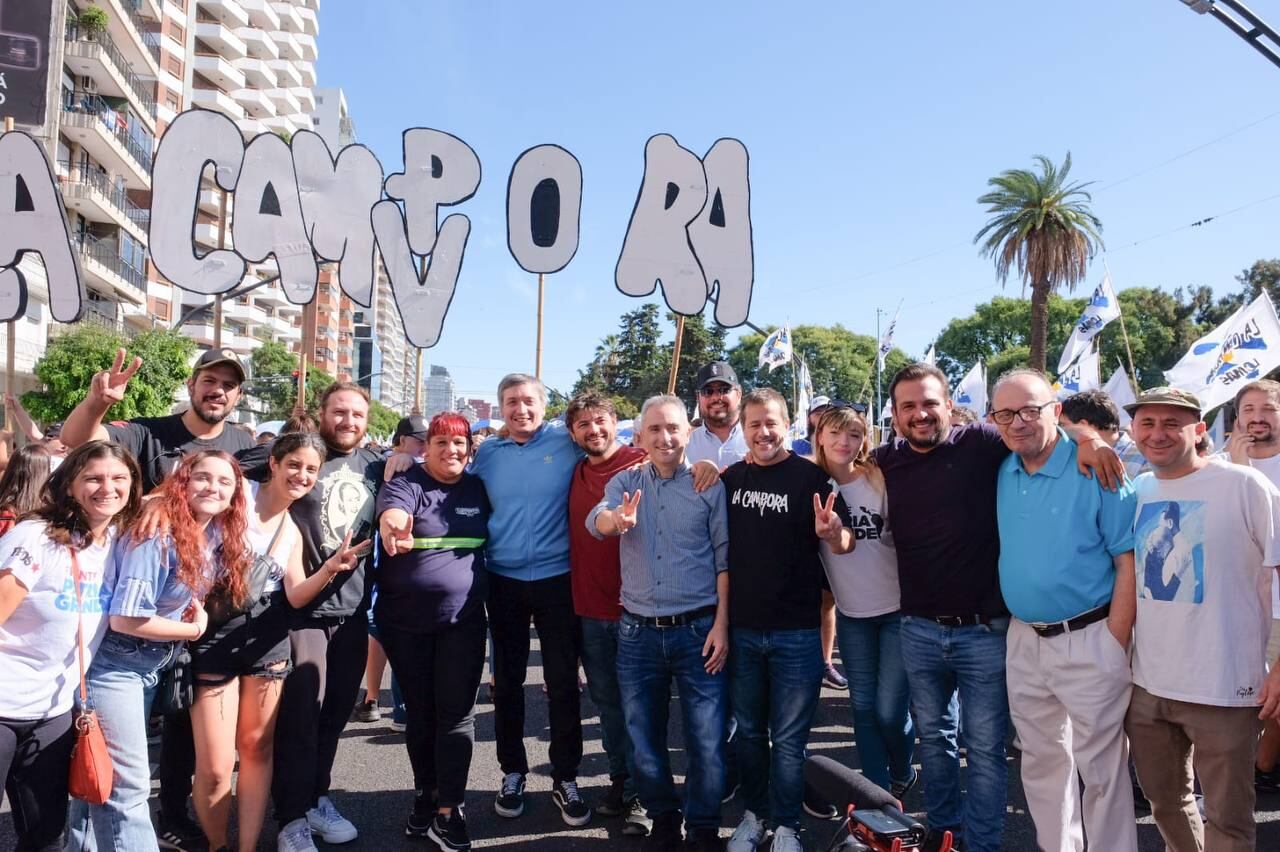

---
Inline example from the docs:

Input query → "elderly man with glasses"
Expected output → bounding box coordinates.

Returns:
[991,369,1139,852]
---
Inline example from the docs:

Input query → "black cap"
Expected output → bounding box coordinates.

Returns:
[696,361,740,390]
[193,348,246,383]
[393,415,430,442]
[44,422,63,438]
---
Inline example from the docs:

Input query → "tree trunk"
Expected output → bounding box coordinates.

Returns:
[1028,278,1051,373]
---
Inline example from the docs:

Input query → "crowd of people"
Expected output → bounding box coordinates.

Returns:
[0,345,1277,852]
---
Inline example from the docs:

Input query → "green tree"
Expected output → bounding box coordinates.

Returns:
[367,400,400,438]
[663,311,728,409]
[975,153,1103,372]
[1237,258,1280,305]
[248,341,335,418]
[22,326,195,422]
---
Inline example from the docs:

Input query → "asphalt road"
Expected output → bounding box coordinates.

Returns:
[5,632,1279,850]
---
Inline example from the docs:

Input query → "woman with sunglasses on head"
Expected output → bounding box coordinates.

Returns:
[813,404,917,797]
[190,431,368,852]
[68,450,250,852]
[0,441,140,852]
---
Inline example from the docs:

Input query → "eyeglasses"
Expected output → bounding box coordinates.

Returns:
[990,401,1056,426]
[699,384,736,398]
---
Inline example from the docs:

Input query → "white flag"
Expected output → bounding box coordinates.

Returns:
[922,343,936,366]
[1103,364,1137,428]
[1058,273,1122,373]
[1054,346,1102,400]
[1165,292,1280,412]
[791,361,813,438]
[1208,408,1228,453]
[953,362,988,416]
[878,308,899,371]
[758,324,792,373]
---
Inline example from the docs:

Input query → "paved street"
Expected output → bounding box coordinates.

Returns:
[5,633,1279,849]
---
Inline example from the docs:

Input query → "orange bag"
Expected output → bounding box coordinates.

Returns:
[66,549,113,805]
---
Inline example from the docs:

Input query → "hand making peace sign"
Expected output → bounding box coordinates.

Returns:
[615,490,643,534]
[813,492,842,542]
[90,348,143,408]
[322,529,373,578]
[379,511,415,557]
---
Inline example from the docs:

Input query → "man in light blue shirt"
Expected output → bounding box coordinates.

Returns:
[992,369,1138,852]
[590,394,730,852]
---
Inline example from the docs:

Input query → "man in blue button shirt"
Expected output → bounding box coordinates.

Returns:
[992,370,1138,852]
[589,394,730,852]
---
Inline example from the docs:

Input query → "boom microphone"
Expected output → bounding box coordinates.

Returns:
[804,755,899,812]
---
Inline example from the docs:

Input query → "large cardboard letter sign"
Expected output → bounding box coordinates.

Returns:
[506,145,582,274]
[0,132,83,322]
[293,131,384,308]
[688,139,753,327]
[233,133,318,304]
[149,109,245,295]
[372,200,470,349]
[383,129,480,256]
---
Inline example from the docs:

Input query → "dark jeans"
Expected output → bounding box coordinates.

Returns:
[617,612,727,831]
[580,617,636,799]
[379,612,487,808]
[271,613,369,824]
[486,571,582,783]
[731,627,823,831]
[157,707,194,820]
[0,712,74,852]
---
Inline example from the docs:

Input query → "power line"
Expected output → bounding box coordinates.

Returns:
[1112,189,1280,250]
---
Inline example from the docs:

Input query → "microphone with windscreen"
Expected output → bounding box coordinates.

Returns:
[804,756,942,851]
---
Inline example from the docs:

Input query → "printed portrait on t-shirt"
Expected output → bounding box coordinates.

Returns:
[1136,500,1205,604]
[319,467,375,552]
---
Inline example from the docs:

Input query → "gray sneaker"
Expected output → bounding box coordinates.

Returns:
[727,810,768,852]
[622,798,653,836]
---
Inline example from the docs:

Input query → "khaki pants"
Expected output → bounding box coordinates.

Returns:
[1125,686,1262,852]
[1006,618,1137,852]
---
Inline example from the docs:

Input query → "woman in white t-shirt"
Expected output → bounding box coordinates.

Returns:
[68,450,252,852]
[813,404,917,796]
[189,431,367,852]
[0,440,142,851]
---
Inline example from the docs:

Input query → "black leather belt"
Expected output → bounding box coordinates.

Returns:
[1027,603,1111,638]
[929,614,998,627]
[625,605,717,627]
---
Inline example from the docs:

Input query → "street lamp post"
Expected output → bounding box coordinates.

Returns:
[1178,0,1280,70]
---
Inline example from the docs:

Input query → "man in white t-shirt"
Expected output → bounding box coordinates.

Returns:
[685,362,749,469]
[1124,386,1280,852]
[1220,379,1280,794]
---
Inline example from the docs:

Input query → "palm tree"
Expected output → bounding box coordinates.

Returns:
[974,153,1103,373]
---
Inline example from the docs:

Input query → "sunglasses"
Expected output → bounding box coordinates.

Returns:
[822,399,868,414]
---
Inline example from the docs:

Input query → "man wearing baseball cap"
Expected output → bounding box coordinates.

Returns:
[58,346,255,850]
[1124,387,1280,852]
[687,361,749,469]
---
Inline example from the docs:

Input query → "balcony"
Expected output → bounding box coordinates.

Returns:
[76,236,146,305]
[291,86,315,113]
[195,21,247,58]
[251,278,289,307]
[193,220,232,249]
[296,5,318,35]
[266,59,301,88]
[192,87,246,120]
[270,30,303,60]
[263,114,298,136]
[271,2,305,33]
[60,93,153,189]
[233,88,274,118]
[294,59,316,87]
[194,53,246,91]
[295,32,317,61]
[60,167,150,241]
[196,0,250,28]
[266,87,300,115]
[87,0,161,75]
[239,0,280,30]
[238,27,279,60]
[63,25,158,128]
[235,116,269,137]
[233,56,276,88]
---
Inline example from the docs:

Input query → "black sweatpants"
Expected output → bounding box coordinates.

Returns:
[486,571,582,784]
[0,712,75,852]
[379,611,487,808]
[271,613,368,824]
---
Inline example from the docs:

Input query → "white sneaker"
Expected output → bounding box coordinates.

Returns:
[306,795,358,843]
[277,817,319,852]
[770,825,802,852]
[727,810,768,852]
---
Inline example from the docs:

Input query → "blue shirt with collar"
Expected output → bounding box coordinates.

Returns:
[586,460,728,617]
[996,428,1137,624]
[470,421,583,581]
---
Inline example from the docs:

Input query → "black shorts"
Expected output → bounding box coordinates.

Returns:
[191,591,293,686]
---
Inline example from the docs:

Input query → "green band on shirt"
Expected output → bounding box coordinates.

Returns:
[410,536,486,550]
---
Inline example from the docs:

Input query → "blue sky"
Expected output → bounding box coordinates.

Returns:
[318,0,1280,404]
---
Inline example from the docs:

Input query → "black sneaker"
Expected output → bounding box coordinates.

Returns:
[553,779,592,826]
[494,772,525,818]
[623,797,653,836]
[427,808,471,851]
[644,810,683,852]
[802,781,839,819]
[405,789,434,838]
[923,828,961,852]
[595,776,628,816]
[1257,766,1280,794]
[683,827,724,851]
[352,698,380,723]
[156,812,208,852]
[891,768,919,801]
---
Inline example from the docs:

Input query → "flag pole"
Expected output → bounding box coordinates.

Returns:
[875,308,882,437]
[1103,258,1140,393]
[2,116,12,435]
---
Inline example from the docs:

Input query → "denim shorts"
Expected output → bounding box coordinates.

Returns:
[190,592,292,686]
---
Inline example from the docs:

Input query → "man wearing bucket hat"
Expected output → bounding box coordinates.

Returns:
[1124,386,1280,852]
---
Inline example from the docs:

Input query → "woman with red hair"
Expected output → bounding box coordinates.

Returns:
[68,450,249,851]
[376,412,490,851]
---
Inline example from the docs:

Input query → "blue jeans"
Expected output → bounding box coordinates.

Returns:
[580,617,636,800]
[67,631,180,852]
[616,612,726,830]
[899,616,1009,852]
[835,611,915,791]
[730,627,823,830]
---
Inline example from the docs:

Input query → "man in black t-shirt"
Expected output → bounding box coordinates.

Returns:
[60,346,254,851]
[722,388,853,852]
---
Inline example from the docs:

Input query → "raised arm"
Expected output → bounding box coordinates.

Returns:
[61,348,140,448]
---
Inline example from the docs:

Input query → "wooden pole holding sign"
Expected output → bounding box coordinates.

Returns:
[4,117,13,432]
[295,298,316,415]
[535,273,546,380]
[666,315,686,395]
[412,255,426,415]
[213,189,229,349]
